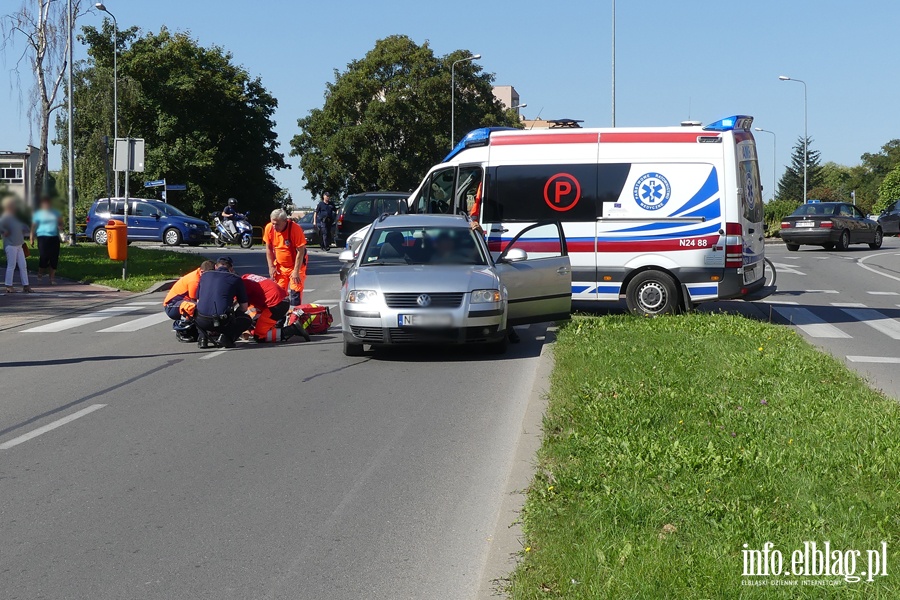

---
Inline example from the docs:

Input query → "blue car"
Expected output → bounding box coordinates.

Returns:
[86,198,212,246]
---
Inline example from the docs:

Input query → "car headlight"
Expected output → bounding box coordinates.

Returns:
[347,290,378,303]
[471,289,501,304]
[187,223,198,229]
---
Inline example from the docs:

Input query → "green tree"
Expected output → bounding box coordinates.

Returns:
[875,165,900,214]
[776,136,823,202]
[291,35,520,198]
[58,24,286,220]
[845,140,900,212]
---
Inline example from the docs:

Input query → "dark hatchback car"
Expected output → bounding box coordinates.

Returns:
[874,200,900,235]
[781,202,882,251]
[335,192,408,247]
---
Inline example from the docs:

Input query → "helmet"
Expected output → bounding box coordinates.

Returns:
[227,197,237,206]
[173,319,197,343]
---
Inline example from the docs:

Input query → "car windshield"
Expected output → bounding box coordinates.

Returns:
[360,226,487,266]
[163,204,189,218]
[791,204,841,216]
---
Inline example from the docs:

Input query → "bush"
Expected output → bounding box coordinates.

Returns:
[763,199,800,237]
[875,165,900,214]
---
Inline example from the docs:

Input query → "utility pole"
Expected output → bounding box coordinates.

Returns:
[611,0,616,127]
[67,0,76,245]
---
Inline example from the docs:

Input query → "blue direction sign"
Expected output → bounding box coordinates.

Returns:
[166,184,187,191]
[144,179,166,188]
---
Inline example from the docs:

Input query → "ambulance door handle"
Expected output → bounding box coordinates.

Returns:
[557,267,570,275]
[749,228,755,234]
[491,227,508,233]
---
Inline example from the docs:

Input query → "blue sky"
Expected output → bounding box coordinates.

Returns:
[2,0,897,202]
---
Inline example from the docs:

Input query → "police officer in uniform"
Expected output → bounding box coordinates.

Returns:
[195,257,251,348]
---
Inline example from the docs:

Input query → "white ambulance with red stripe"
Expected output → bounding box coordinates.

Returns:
[404,115,771,315]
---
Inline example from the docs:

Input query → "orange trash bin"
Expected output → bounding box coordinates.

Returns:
[106,220,128,261]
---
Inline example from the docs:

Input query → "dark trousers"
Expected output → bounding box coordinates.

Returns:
[37,235,60,269]
[196,312,252,343]
[317,223,332,248]
[270,301,289,326]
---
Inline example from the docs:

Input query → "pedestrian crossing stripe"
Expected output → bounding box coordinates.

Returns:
[21,304,149,333]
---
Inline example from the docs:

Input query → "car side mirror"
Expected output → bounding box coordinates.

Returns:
[338,249,355,262]
[153,213,161,220]
[501,247,528,263]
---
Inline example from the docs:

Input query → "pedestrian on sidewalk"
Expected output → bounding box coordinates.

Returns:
[1,196,32,293]
[30,196,64,285]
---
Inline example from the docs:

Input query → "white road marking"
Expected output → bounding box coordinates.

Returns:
[858,254,900,284]
[770,262,806,276]
[311,299,340,305]
[761,299,799,305]
[840,309,900,340]
[805,289,839,294]
[773,307,851,338]
[22,305,147,333]
[0,404,106,450]
[199,349,230,360]
[831,302,868,308]
[846,356,900,364]
[97,312,171,333]
[867,291,900,296]
[128,301,160,305]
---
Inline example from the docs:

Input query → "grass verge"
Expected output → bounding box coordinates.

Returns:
[3,244,206,292]
[510,313,900,598]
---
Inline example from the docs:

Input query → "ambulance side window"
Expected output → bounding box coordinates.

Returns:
[413,167,455,214]
[455,166,483,216]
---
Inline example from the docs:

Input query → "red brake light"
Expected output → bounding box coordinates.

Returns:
[337,213,344,230]
[780,221,790,229]
[820,221,833,228]
[725,222,743,269]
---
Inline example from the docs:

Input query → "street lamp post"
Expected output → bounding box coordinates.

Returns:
[611,0,616,127]
[450,53,481,148]
[66,0,76,245]
[754,127,777,201]
[95,2,118,198]
[779,75,808,204]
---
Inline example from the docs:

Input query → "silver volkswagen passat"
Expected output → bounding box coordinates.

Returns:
[339,214,571,356]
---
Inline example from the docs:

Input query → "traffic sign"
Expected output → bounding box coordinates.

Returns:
[144,179,166,188]
[166,184,187,191]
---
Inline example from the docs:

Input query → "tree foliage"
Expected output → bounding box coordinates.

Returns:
[291,35,520,198]
[776,136,823,202]
[58,24,286,220]
[875,165,900,214]
[1,0,86,200]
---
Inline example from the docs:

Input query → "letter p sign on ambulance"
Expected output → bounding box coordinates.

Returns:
[543,173,581,212]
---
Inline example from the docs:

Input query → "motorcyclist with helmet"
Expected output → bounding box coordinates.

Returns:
[221,197,241,236]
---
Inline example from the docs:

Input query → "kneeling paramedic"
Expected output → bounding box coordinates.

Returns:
[241,273,310,343]
[163,260,215,321]
[264,208,307,309]
[195,257,251,349]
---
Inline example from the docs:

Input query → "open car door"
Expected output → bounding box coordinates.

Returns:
[494,221,572,326]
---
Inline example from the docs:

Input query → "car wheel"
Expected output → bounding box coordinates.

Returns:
[786,243,800,251]
[240,235,253,249]
[93,228,108,245]
[869,228,884,249]
[822,243,834,250]
[164,228,182,246]
[343,339,365,357]
[485,334,509,355]
[625,270,680,317]
[836,229,850,251]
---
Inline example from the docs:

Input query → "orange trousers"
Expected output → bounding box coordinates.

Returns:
[272,263,306,307]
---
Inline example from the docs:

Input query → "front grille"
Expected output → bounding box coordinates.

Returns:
[383,292,465,309]
[350,326,384,342]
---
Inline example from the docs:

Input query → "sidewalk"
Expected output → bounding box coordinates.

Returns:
[0,276,135,331]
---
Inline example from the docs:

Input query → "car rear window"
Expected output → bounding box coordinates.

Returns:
[93,201,109,215]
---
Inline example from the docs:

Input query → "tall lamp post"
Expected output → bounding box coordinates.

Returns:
[778,75,807,204]
[95,2,118,197]
[67,0,75,245]
[450,53,481,148]
[611,0,616,126]
[754,127,777,201]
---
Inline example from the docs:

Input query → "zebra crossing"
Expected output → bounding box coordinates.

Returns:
[771,304,900,342]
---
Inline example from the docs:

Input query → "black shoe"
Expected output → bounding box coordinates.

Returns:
[218,334,235,349]
[198,337,209,349]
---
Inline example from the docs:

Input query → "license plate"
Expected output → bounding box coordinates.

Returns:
[398,313,453,328]
[743,264,758,284]
[795,220,815,227]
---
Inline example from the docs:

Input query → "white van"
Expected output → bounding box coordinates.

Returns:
[394,115,771,315]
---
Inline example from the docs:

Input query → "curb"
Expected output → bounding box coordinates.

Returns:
[476,326,556,599]
[144,279,177,293]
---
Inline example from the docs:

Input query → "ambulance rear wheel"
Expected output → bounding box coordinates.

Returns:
[625,271,679,317]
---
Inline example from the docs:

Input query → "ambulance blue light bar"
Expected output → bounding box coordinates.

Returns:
[443,127,518,162]
[703,115,754,132]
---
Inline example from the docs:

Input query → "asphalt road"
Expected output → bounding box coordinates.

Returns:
[0,247,551,600]
[758,237,900,398]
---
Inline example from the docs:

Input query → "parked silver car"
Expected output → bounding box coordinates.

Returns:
[339,214,571,356]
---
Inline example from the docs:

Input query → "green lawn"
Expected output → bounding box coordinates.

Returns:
[3,244,207,292]
[510,313,900,598]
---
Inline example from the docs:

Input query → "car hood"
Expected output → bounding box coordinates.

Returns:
[349,265,499,293]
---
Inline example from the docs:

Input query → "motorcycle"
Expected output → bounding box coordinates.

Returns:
[211,212,254,249]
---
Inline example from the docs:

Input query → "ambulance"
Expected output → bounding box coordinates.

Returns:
[403,115,771,315]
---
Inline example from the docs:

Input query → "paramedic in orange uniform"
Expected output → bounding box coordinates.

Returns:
[163,260,215,320]
[264,208,307,309]
[241,273,309,342]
